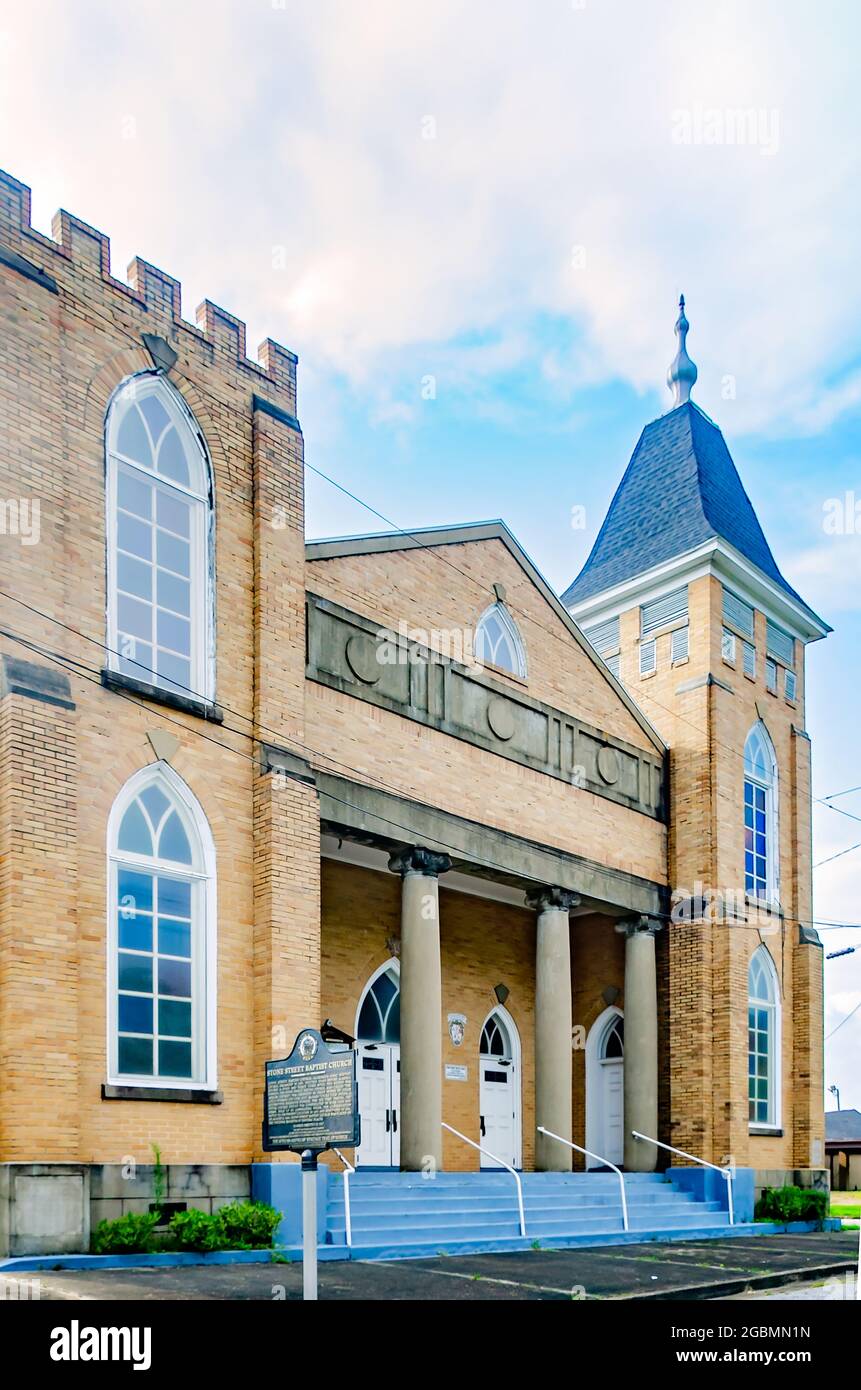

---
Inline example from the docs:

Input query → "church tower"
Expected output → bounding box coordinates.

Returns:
[563,300,829,1173]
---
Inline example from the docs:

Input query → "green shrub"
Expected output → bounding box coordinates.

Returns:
[167,1207,227,1253]
[90,1199,281,1256]
[755,1186,828,1224]
[91,1211,160,1254]
[213,1200,281,1250]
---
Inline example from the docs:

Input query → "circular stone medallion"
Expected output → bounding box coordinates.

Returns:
[346,633,381,685]
[486,697,516,742]
[596,745,621,785]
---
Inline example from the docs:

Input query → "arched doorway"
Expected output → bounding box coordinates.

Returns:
[585,1007,624,1168]
[354,961,400,1167]
[478,1007,521,1169]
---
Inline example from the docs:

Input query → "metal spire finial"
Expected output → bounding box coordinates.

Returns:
[667,293,697,406]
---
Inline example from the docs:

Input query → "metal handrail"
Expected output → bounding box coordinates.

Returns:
[631,1131,734,1226]
[537,1126,628,1231]
[442,1122,526,1236]
[331,1147,355,1247]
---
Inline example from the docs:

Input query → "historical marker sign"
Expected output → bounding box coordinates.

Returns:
[262,1028,360,1154]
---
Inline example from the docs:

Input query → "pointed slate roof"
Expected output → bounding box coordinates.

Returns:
[562,401,818,621]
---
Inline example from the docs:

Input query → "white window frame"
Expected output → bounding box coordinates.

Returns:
[106,761,218,1091]
[748,946,782,1132]
[474,602,528,679]
[765,657,777,693]
[721,628,737,663]
[743,721,780,906]
[785,669,797,702]
[105,373,215,703]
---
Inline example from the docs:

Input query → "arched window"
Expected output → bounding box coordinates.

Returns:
[600,1014,624,1060]
[106,374,213,700]
[474,602,527,678]
[480,1013,512,1058]
[356,964,400,1043]
[744,722,779,902]
[107,764,216,1088]
[748,946,780,1128]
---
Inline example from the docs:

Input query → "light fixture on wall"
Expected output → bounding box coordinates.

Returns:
[494,983,509,1005]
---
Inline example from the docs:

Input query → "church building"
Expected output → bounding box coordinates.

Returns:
[0,171,828,1256]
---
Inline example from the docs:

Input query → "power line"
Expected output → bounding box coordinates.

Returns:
[826,998,861,1041]
[0,589,659,895]
[814,798,861,826]
[17,272,834,791]
[820,784,861,803]
[6,618,861,936]
[813,841,861,870]
[7,280,857,899]
[0,623,662,902]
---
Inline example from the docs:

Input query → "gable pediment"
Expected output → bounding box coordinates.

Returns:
[306,590,666,823]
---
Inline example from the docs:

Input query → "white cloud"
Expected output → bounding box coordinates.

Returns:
[2,0,860,436]
[789,535,861,612]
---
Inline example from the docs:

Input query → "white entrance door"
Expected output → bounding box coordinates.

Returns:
[355,962,401,1167]
[356,1043,400,1167]
[594,1012,624,1167]
[479,1012,520,1169]
[600,1056,624,1166]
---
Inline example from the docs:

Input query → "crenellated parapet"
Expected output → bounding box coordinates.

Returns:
[0,168,298,409]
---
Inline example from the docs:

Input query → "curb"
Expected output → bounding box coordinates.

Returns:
[603,1259,857,1302]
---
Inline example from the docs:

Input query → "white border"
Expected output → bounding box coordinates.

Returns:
[104,372,216,703]
[105,760,218,1092]
[744,720,781,908]
[748,944,782,1133]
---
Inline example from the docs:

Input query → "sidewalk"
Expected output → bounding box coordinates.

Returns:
[12,1231,858,1302]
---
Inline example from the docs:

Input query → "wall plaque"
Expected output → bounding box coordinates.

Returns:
[262,1028,360,1154]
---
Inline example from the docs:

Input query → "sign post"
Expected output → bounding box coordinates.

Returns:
[262,1028,360,1301]
[301,1150,318,1301]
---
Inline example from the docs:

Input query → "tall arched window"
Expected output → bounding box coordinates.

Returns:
[744,722,779,902]
[106,374,213,700]
[474,602,527,678]
[107,764,216,1088]
[748,946,780,1128]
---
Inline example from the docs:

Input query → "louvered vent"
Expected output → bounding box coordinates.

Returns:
[766,620,794,668]
[582,615,620,655]
[722,587,755,639]
[641,586,688,637]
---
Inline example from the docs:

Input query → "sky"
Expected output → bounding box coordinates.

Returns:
[2,0,859,1109]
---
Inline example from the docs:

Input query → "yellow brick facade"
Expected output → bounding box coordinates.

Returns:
[0,168,824,1197]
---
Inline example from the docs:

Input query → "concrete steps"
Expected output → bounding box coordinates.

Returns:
[322,1170,735,1257]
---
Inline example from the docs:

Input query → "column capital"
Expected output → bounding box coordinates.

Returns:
[526,885,580,914]
[387,846,452,879]
[615,913,663,938]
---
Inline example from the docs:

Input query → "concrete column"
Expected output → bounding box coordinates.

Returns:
[388,847,451,1171]
[618,916,662,1172]
[528,887,579,1172]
